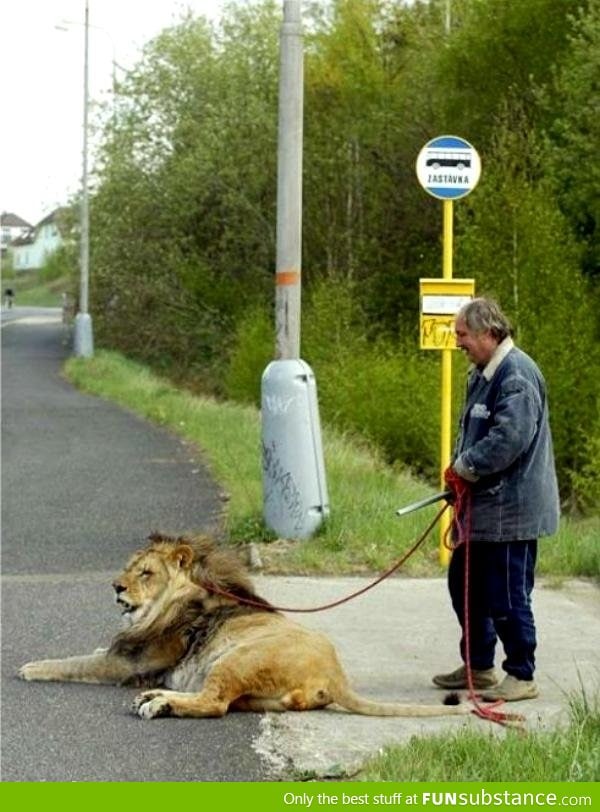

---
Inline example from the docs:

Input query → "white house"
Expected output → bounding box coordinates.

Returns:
[1,212,32,257]
[10,208,66,271]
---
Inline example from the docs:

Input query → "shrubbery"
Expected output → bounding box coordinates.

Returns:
[226,279,464,482]
[224,274,600,508]
[39,244,77,284]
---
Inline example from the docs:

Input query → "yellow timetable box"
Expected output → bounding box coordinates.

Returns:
[419,278,475,350]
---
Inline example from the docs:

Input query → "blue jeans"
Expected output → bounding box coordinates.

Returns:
[448,540,538,681]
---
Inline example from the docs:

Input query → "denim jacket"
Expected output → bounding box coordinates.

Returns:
[453,339,560,542]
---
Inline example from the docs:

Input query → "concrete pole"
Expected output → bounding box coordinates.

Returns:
[261,1,329,539]
[74,0,94,357]
[275,0,303,360]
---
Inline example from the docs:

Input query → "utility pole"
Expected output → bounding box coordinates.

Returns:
[74,0,94,357]
[261,1,329,539]
[275,0,303,359]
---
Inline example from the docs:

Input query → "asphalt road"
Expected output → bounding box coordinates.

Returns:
[1,309,269,781]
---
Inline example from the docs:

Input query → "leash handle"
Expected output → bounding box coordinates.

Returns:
[395,490,452,517]
[443,468,471,550]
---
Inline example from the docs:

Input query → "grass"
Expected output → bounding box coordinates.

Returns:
[537,515,600,579]
[64,349,600,579]
[360,689,600,781]
[3,270,70,307]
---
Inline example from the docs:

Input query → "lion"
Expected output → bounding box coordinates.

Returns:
[19,533,470,720]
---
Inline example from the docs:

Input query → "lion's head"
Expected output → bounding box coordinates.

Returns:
[111,533,272,634]
[112,537,196,626]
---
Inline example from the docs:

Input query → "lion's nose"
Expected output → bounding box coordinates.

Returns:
[113,582,126,594]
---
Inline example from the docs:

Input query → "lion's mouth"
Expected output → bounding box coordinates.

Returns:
[116,597,136,615]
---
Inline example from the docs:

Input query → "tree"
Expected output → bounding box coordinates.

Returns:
[546,0,600,279]
[90,4,280,389]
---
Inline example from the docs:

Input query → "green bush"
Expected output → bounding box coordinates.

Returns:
[315,341,441,477]
[225,279,448,480]
[39,245,74,283]
[569,398,600,514]
[224,304,273,405]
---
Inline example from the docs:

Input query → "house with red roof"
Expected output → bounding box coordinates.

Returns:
[1,212,33,258]
[8,208,68,271]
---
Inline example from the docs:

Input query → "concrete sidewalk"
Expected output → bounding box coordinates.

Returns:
[252,573,600,778]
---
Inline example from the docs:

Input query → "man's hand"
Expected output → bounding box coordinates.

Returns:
[452,455,479,483]
[444,465,472,509]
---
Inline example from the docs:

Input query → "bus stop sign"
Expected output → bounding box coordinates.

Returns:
[416,135,481,200]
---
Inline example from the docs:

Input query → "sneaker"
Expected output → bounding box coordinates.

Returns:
[480,674,539,702]
[432,664,498,690]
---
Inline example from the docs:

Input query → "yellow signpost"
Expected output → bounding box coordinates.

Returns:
[420,271,475,563]
[416,136,481,564]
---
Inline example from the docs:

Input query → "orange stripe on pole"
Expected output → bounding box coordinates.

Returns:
[276,271,300,286]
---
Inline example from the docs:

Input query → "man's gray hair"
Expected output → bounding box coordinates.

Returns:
[456,297,513,341]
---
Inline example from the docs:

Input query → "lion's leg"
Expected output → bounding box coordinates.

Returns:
[134,662,255,719]
[134,689,299,718]
[232,687,332,713]
[19,652,136,685]
[135,680,333,718]
[231,696,291,712]
[134,688,229,719]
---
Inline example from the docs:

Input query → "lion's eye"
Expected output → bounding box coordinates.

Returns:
[140,570,153,578]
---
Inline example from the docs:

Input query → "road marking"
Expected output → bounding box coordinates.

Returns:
[1,315,62,328]
[1,571,116,584]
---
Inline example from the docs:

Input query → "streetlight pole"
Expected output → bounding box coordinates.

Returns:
[55,19,122,95]
[260,1,329,540]
[73,0,93,357]
[275,0,303,359]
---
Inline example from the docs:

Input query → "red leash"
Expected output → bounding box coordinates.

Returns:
[204,503,449,613]
[444,469,525,729]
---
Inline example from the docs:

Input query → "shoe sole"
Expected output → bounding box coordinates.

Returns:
[433,679,499,690]
[480,689,539,702]
[432,672,499,690]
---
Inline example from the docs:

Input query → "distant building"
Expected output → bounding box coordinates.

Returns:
[1,212,33,257]
[10,208,68,271]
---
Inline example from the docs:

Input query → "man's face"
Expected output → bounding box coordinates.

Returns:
[455,317,499,367]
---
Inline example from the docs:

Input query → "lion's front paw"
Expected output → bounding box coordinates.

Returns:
[19,661,51,681]
[134,690,173,719]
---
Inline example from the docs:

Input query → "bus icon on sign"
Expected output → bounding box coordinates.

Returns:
[426,151,471,171]
[416,135,481,200]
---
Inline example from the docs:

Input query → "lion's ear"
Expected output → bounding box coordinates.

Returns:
[171,544,194,570]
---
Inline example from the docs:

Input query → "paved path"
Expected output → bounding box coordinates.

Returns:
[1,310,265,781]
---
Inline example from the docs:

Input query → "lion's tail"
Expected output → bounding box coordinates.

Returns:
[330,685,470,717]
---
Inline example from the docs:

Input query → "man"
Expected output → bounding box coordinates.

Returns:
[433,297,559,701]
